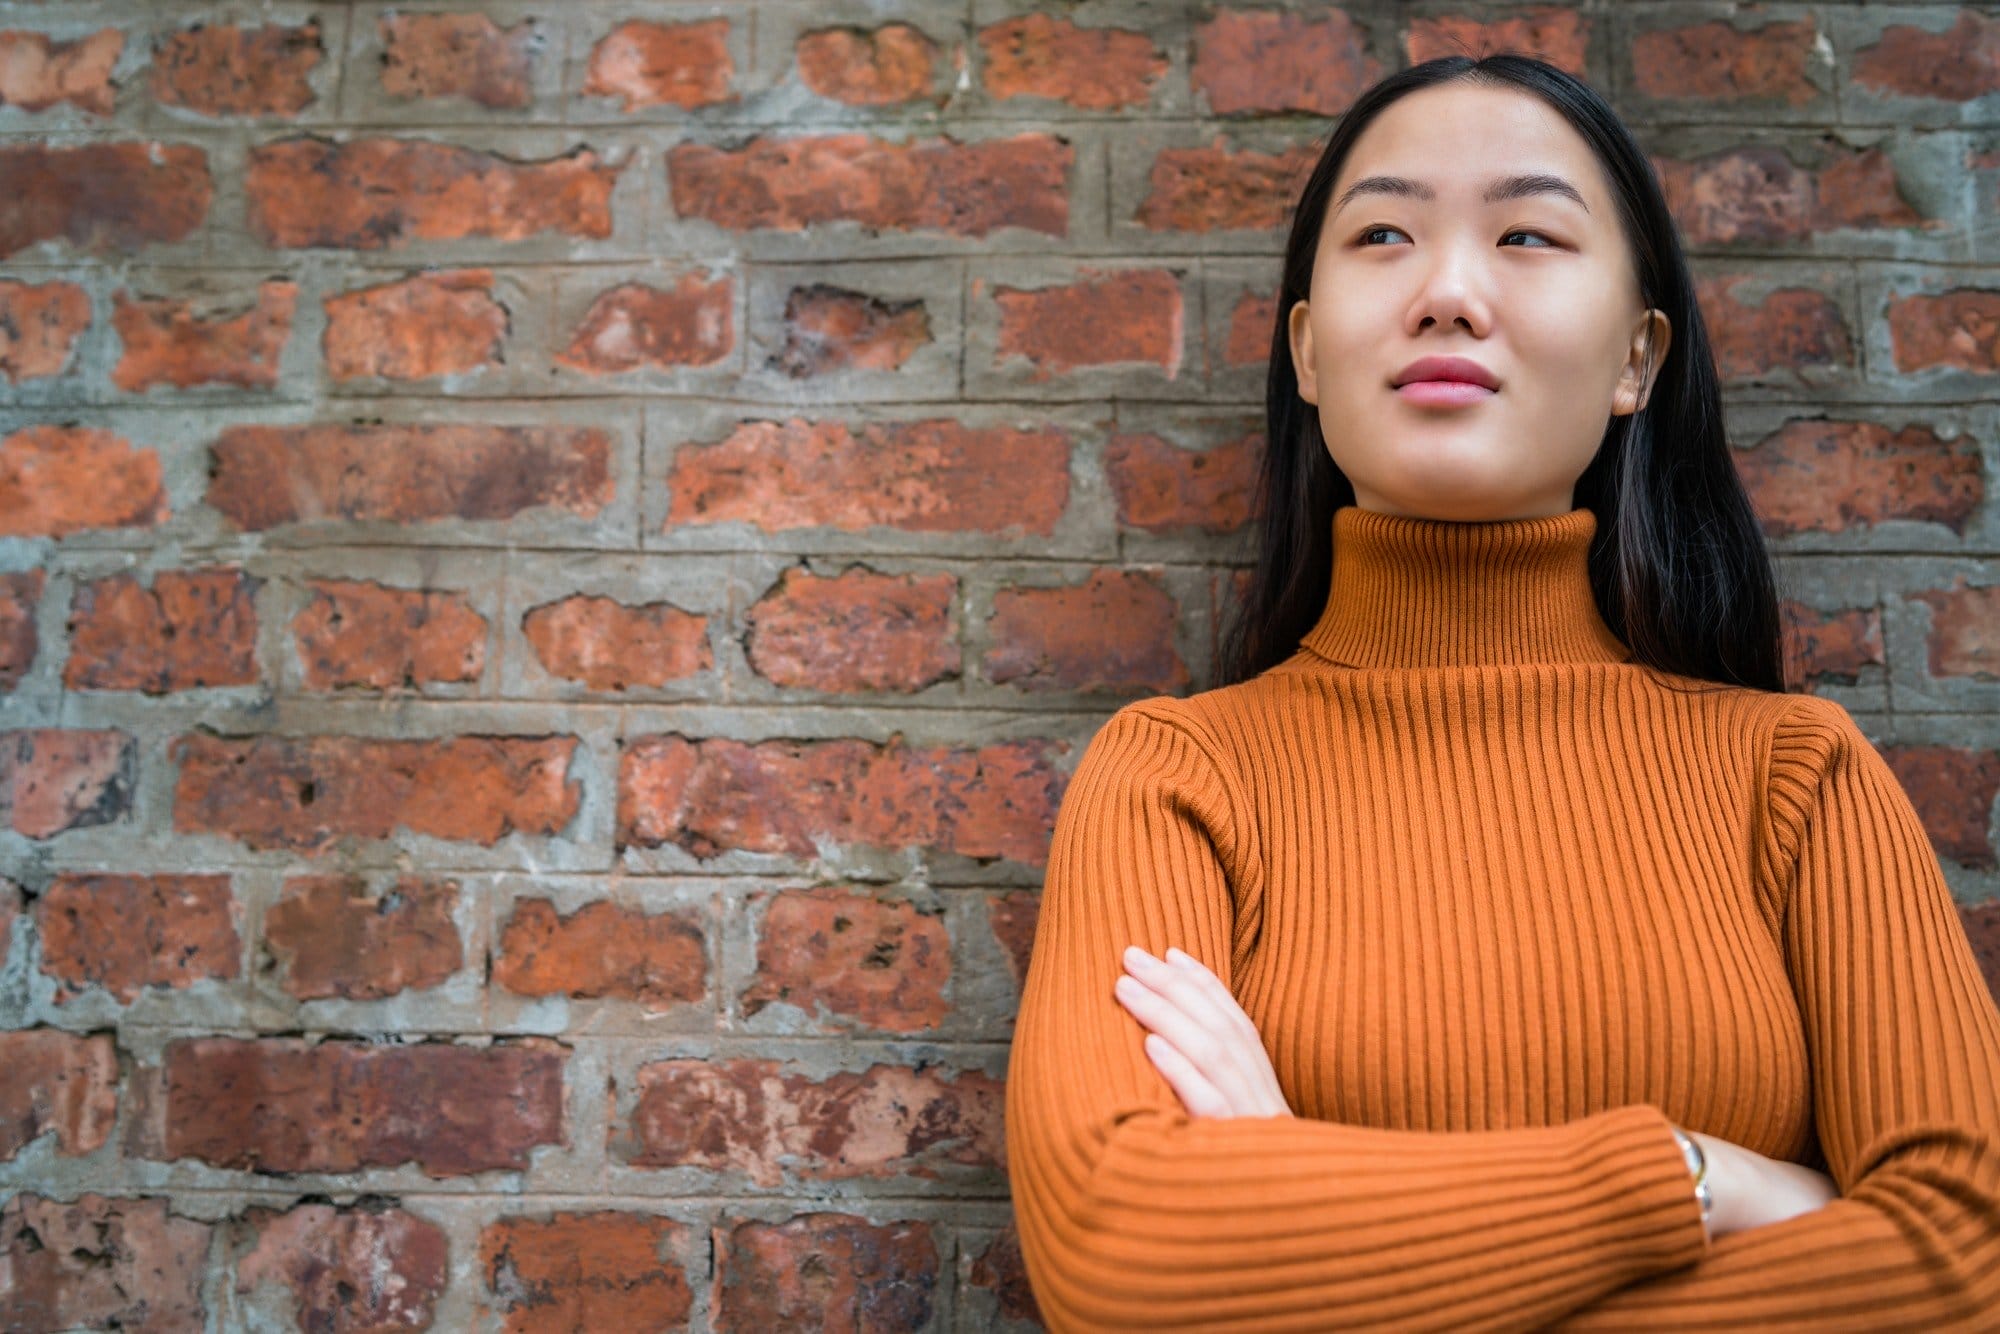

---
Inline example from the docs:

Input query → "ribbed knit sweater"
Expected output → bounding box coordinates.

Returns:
[1003,504,2000,1332]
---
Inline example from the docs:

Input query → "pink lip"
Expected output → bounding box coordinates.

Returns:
[1396,381,1496,407]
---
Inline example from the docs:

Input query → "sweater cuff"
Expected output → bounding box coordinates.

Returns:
[1586,1103,1714,1273]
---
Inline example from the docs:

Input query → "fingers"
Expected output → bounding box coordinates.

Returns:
[1116,946,1265,1095]
[1141,1033,1230,1118]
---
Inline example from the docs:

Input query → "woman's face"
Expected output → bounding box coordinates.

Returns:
[1288,81,1672,522]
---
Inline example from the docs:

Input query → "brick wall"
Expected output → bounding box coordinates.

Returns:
[1,2,1996,1328]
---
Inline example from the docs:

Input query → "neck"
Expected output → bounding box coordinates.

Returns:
[1296,504,1631,670]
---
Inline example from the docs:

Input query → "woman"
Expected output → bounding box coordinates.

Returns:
[1002,53,2000,1331]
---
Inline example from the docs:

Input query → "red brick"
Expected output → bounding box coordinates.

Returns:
[481,1213,694,1334]
[744,566,958,693]
[555,275,733,374]
[264,875,463,1001]
[0,142,211,259]
[140,1037,565,1176]
[1630,18,1817,104]
[1852,12,2000,101]
[985,889,1038,988]
[1406,10,1589,75]
[984,567,1188,693]
[668,133,1072,237]
[324,269,508,381]
[0,1029,117,1160]
[521,594,710,690]
[1192,9,1380,116]
[1,879,17,965]
[1910,579,2000,681]
[739,886,950,1033]
[0,278,91,382]
[0,569,44,692]
[208,422,612,531]
[992,268,1183,379]
[665,418,1069,535]
[380,11,537,108]
[585,17,734,111]
[1965,901,2000,1004]
[37,873,240,1003]
[1136,139,1320,232]
[150,20,322,117]
[1733,420,1982,536]
[172,733,580,853]
[109,279,295,391]
[624,1058,1002,1184]
[1882,745,2000,869]
[0,425,169,537]
[0,28,123,114]
[246,137,619,250]
[713,1214,938,1330]
[1224,291,1277,368]
[967,1224,1044,1328]
[1696,273,1853,380]
[493,898,707,1008]
[1886,288,2000,374]
[292,580,487,691]
[1778,601,1883,691]
[796,24,939,106]
[1654,144,1928,247]
[618,734,1061,865]
[238,1202,448,1333]
[771,284,929,377]
[1106,427,1261,534]
[65,566,260,693]
[0,729,133,838]
[0,1195,209,1333]
[977,15,1163,110]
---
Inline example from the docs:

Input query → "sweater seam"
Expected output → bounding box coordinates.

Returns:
[1123,699,1254,890]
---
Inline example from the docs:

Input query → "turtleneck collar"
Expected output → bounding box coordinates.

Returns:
[1296,504,1632,670]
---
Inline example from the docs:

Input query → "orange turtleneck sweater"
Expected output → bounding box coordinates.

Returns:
[1003,504,2000,1331]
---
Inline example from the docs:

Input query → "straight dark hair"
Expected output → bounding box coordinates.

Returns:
[1217,53,1787,694]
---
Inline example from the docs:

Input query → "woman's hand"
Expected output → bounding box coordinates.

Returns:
[1687,1130,1839,1238]
[1114,945,1295,1120]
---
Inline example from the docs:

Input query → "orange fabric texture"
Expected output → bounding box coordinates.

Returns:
[1004,504,2000,1331]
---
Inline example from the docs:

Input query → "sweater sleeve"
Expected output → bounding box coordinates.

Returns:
[1004,701,1712,1334]
[1552,695,2000,1330]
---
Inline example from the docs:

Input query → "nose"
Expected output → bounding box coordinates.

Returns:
[1406,242,1492,337]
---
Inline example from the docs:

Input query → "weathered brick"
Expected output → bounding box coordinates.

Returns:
[0,569,44,691]
[770,284,929,377]
[1852,12,2000,101]
[493,897,706,1007]
[0,142,211,259]
[109,279,296,391]
[481,1213,694,1334]
[665,418,1069,535]
[292,580,488,691]
[237,1202,448,1332]
[967,1223,1044,1327]
[984,568,1188,693]
[172,733,580,852]
[0,729,133,838]
[1733,420,1982,536]
[668,133,1072,237]
[0,278,91,382]
[977,15,1163,110]
[1224,291,1277,368]
[1192,9,1380,116]
[0,424,169,537]
[141,1037,566,1176]
[744,566,958,693]
[1630,18,1817,105]
[1910,579,2000,681]
[713,1215,937,1330]
[246,138,619,250]
[0,1195,209,1332]
[1,878,17,963]
[993,269,1183,379]
[985,889,1038,987]
[556,275,732,374]
[796,24,939,106]
[585,17,734,111]
[1135,140,1319,232]
[150,20,322,117]
[1886,288,2000,374]
[264,875,463,1001]
[0,28,123,114]
[1778,601,1883,690]
[623,1058,1002,1185]
[1966,901,2000,1003]
[521,594,710,690]
[1406,11,1589,75]
[739,886,950,1032]
[0,1029,117,1160]
[1105,427,1260,534]
[37,873,240,1003]
[618,734,1061,864]
[1654,144,1927,247]
[380,11,538,108]
[65,566,260,693]
[1882,745,2000,869]
[208,422,611,531]
[1696,273,1852,380]
[324,268,508,381]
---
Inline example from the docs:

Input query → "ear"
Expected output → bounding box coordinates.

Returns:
[1612,308,1673,416]
[1288,299,1319,405]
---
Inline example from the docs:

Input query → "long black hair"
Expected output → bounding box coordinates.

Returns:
[1216,53,1787,694]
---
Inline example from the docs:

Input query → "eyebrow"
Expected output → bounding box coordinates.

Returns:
[1330,172,1591,218]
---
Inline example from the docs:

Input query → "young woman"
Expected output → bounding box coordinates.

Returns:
[1003,53,2000,1331]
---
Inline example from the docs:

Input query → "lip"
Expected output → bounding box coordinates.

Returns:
[1390,355,1500,391]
